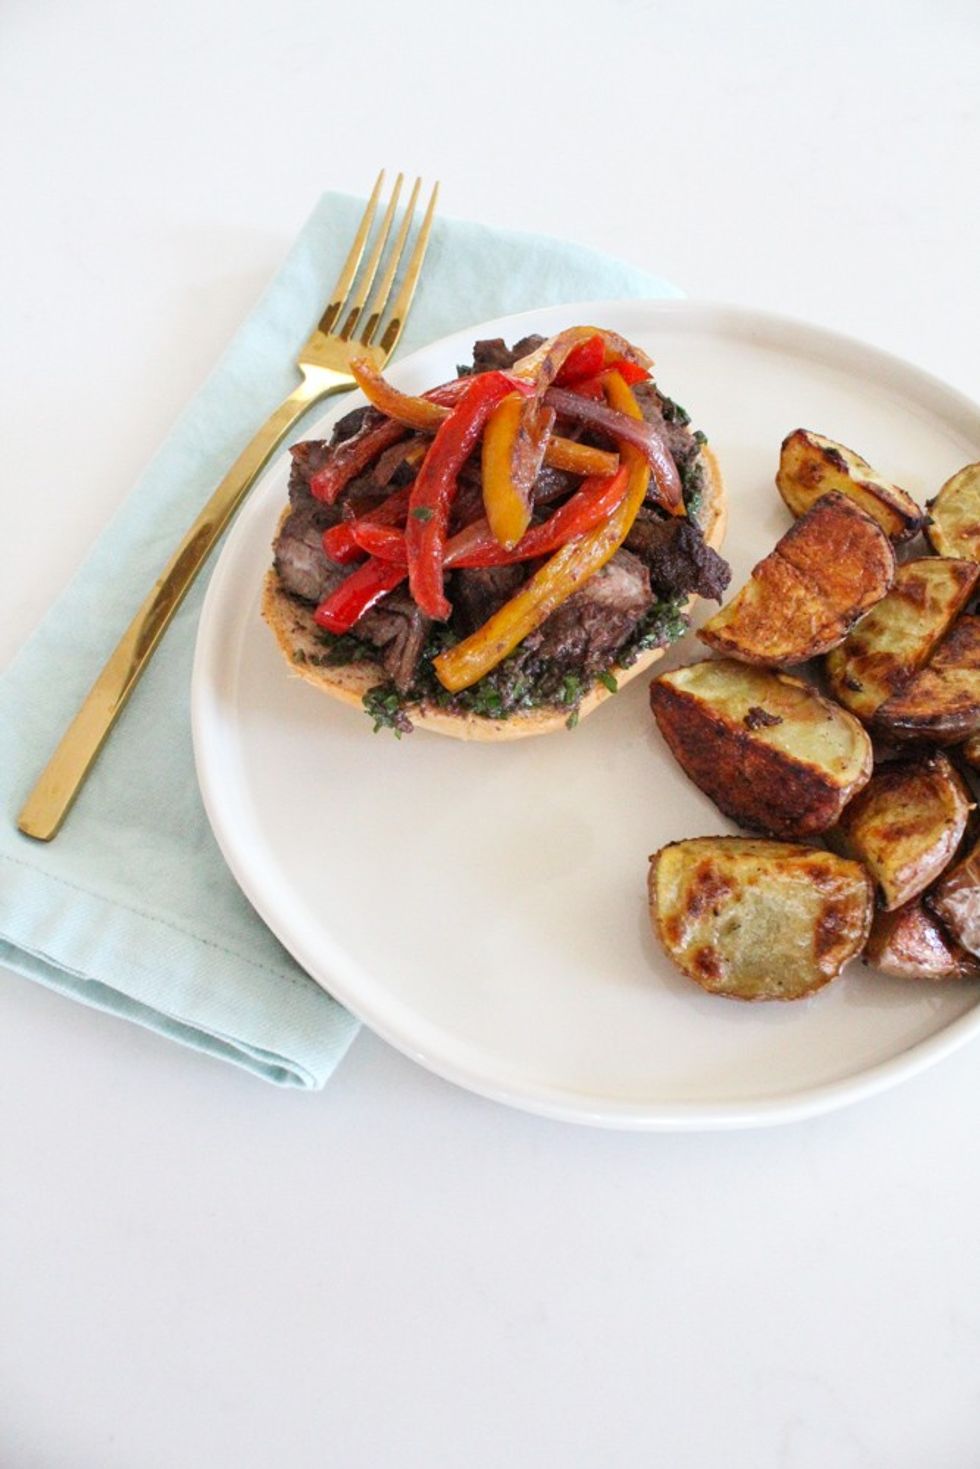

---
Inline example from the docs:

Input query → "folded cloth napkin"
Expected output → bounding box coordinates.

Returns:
[0,192,681,1088]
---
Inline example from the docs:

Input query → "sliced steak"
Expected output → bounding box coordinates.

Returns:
[342,436,422,505]
[273,502,348,604]
[526,549,652,673]
[331,404,376,444]
[287,408,380,505]
[532,464,578,507]
[288,440,332,506]
[510,333,547,362]
[467,334,545,375]
[374,434,426,488]
[452,564,527,636]
[625,510,730,602]
[449,466,487,535]
[632,381,700,475]
[356,592,431,693]
[275,502,429,689]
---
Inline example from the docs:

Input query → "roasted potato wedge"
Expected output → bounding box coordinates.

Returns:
[832,754,971,911]
[649,837,873,1001]
[777,429,927,543]
[926,462,980,560]
[650,660,872,836]
[874,615,980,744]
[927,838,980,958]
[864,900,980,981]
[825,558,979,722]
[699,492,895,665]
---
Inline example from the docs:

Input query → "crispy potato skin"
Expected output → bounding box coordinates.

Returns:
[864,900,980,981]
[926,462,980,559]
[874,615,980,744]
[833,754,972,911]
[825,558,979,722]
[777,429,927,543]
[699,492,895,666]
[961,731,980,771]
[650,660,872,837]
[927,838,980,958]
[649,837,874,1001]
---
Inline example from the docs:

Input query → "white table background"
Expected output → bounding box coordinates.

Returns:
[3,2,980,1465]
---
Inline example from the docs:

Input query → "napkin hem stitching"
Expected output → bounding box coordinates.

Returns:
[0,849,298,985]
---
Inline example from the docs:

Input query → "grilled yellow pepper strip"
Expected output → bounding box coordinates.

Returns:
[481,393,526,547]
[480,392,555,549]
[434,372,650,693]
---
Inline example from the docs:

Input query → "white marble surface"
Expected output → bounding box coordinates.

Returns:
[2,1,980,1464]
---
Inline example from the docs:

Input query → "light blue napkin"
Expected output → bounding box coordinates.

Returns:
[0,192,680,1088]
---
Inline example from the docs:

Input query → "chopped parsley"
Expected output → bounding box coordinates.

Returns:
[684,486,703,521]
[680,453,705,522]
[559,674,582,707]
[302,629,379,668]
[342,594,689,734]
[658,392,691,426]
[410,506,434,523]
[464,683,506,720]
[616,598,688,667]
[363,685,412,736]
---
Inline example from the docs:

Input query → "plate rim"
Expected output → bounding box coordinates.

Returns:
[192,296,980,1130]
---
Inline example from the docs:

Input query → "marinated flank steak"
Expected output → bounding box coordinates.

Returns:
[269,332,729,733]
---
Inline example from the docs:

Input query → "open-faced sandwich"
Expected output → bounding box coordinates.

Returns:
[264,327,728,737]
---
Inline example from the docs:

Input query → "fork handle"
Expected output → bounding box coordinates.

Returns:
[18,365,351,841]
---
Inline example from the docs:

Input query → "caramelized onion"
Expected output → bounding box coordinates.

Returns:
[544,386,683,514]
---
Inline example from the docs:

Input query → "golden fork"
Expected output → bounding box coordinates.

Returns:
[18,170,438,841]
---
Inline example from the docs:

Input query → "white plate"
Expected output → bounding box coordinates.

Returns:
[192,300,980,1129]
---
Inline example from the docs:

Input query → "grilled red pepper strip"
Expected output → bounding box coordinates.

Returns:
[313,557,406,633]
[309,417,406,504]
[343,524,409,562]
[453,468,628,565]
[559,360,653,402]
[561,376,606,402]
[603,358,650,385]
[554,334,606,384]
[350,466,630,568]
[406,371,516,619]
[322,486,412,564]
[510,327,653,383]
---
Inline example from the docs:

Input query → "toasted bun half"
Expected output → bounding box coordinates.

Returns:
[262,444,726,740]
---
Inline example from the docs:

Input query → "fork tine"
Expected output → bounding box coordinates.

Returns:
[356,176,422,349]
[375,181,439,358]
[339,173,404,341]
[316,169,385,337]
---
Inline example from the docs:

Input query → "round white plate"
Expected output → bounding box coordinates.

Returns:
[192,299,980,1129]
